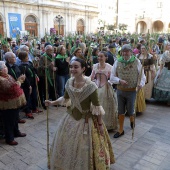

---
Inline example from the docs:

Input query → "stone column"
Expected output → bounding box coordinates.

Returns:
[42,10,49,35]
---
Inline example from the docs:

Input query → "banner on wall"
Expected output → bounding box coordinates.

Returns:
[8,13,22,38]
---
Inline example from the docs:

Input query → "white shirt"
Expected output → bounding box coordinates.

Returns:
[109,57,146,87]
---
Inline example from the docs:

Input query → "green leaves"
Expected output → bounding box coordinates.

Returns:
[107,24,116,31]
[118,23,128,32]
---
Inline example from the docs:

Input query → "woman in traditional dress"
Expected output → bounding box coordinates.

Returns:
[90,51,117,131]
[136,45,156,112]
[138,45,156,99]
[154,43,170,105]
[45,57,115,170]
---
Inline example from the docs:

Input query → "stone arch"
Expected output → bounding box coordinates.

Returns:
[136,21,147,34]
[54,15,65,35]
[24,14,38,36]
[0,15,3,22]
[25,15,37,23]
[77,19,85,35]
[0,14,4,36]
[23,13,39,24]
[152,20,164,32]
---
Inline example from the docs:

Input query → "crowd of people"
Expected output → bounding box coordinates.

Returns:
[0,32,170,169]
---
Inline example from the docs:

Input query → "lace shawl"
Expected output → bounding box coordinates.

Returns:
[92,63,112,78]
[65,77,97,113]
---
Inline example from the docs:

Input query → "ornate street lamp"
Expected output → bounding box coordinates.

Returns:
[142,11,145,19]
[56,15,63,35]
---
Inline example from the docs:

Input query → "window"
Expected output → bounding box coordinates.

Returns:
[25,15,36,23]
[25,15,38,36]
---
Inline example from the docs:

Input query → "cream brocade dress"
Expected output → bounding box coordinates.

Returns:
[50,77,115,170]
[91,63,118,130]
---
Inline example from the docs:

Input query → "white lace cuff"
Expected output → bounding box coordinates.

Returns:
[16,81,21,86]
[108,80,113,85]
[57,97,71,107]
[91,105,105,115]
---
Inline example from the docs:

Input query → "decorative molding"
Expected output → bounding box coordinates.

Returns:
[23,13,39,24]
[1,0,99,36]
[0,13,5,22]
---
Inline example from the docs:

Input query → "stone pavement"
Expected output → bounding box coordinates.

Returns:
[0,101,170,170]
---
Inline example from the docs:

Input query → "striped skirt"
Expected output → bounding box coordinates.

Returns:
[136,88,146,113]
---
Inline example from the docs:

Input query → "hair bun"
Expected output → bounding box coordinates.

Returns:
[70,56,87,72]
[71,56,86,62]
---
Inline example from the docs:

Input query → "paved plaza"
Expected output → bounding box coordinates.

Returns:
[0,101,170,170]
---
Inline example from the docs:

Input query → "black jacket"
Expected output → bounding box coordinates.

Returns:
[6,63,21,80]
[55,58,69,76]
[106,51,114,66]
[19,61,37,88]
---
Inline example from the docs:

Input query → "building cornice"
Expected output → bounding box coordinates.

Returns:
[1,0,99,14]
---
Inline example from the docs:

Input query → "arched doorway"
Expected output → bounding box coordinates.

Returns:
[25,15,38,36]
[77,19,84,35]
[153,20,163,32]
[0,15,4,36]
[54,16,64,35]
[136,21,147,33]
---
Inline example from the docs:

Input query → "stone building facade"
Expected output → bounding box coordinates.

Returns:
[118,0,170,33]
[98,0,117,26]
[3,0,169,36]
[0,0,99,38]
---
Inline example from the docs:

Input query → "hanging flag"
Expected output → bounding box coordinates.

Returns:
[8,13,22,38]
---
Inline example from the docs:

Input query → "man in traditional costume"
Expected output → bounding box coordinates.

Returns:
[110,44,146,138]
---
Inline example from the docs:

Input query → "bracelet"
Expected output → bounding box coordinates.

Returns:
[98,123,103,126]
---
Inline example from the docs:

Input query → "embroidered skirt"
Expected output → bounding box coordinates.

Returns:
[50,114,115,170]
